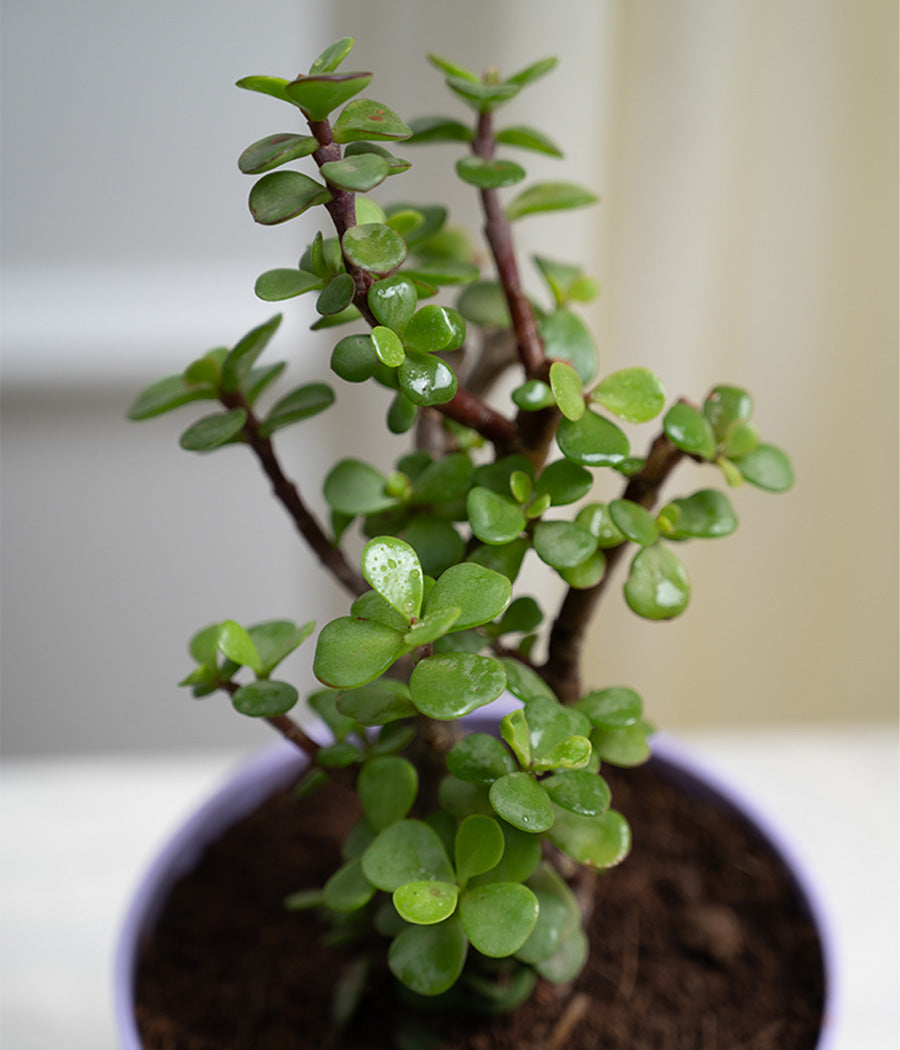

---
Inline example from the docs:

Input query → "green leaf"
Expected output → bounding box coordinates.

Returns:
[345,141,410,175]
[398,351,458,406]
[547,807,631,869]
[535,460,593,506]
[446,734,516,785]
[723,420,760,459]
[593,367,666,423]
[535,736,592,772]
[549,361,585,421]
[506,182,597,221]
[217,620,261,672]
[238,133,318,175]
[393,881,459,925]
[179,409,246,451]
[456,281,511,328]
[609,499,659,546]
[320,152,390,192]
[403,305,465,353]
[542,771,611,816]
[515,863,580,966]
[703,385,753,440]
[425,562,511,630]
[494,596,542,635]
[127,374,217,420]
[245,361,287,406]
[505,56,558,87]
[332,99,413,143]
[459,883,539,957]
[337,680,417,726]
[535,926,589,983]
[427,53,480,81]
[469,823,541,887]
[221,314,282,393]
[403,517,465,578]
[331,334,378,383]
[309,37,355,75]
[284,72,372,122]
[733,443,794,492]
[538,308,598,382]
[313,616,407,688]
[663,403,717,460]
[455,815,505,884]
[467,488,527,545]
[576,686,643,728]
[576,502,626,548]
[532,521,598,570]
[247,619,314,675]
[358,756,418,830]
[446,78,520,113]
[559,550,607,589]
[308,688,360,741]
[261,382,334,436]
[511,379,555,411]
[342,223,407,274]
[255,268,321,302]
[316,273,356,316]
[524,695,591,762]
[235,75,292,104]
[248,171,331,225]
[404,259,479,288]
[557,410,630,467]
[372,720,416,757]
[351,590,410,632]
[439,776,493,821]
[318,741,361,768]
[371,325,406,367]
[468,538,529,582]
[495,125,562,157]
[409,653,506,720]
[488,773,553,832]
[591,722,652,767]
[455,157,526,189]
[362,820,454,891]
[231,679,298,717]
[361,536,423,623]
[624,543,691,620]
[407,115,474,144]
[409,452,473,504]
[533,256,597,308]
[500,660,557,705]
[323,857,375,913]
[323,459,397,516]
[500,708,531,767]
[387,394,414,434]
[404,606,462,648]
[658,489,738,540]
[388,917,467,996]
[369,276,418,333]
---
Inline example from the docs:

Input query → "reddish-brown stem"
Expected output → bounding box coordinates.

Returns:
[542,433,685,703]
[220,680,321,760]
[220,390,367,598]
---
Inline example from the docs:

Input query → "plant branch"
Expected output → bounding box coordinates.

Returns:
[220,390,367,598]
[542,433,685,703]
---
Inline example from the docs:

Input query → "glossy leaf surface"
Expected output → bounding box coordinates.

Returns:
[255,268,321,301]
[249,172,331,225]
[362,820,454,891]
[704,385,753,439]
[361,536,423,622]
[547,806,631,869]
[455,815,505,883]
[549,361,585,421]
[331,335,378,383]
[284,72,372,121]
[489,772,553,833]
[467,488,526,545]
[313,617,406,688]
[663,403,717,460]
[446,734,516,785]
[535,460,593,506]
[624,543,691,620]
[371,325,406,367]
[238,132,318,174]
[323,459,397,516]
[532,521,598,570]
[609,499,659,546]
[658,489,738,540]
[342,223,407,274]
[368,276,417,333]
[557,410,629,467]
[593,367,666,423]
[409,653,506,720]
[336,680,416,725]
[538,308,597,382]
[393,881,458,925]
[425,562,511,630]
[398,351,458,406]
[231,679,299,717]
[577,686,642,728]
[247,619,314,675]
[320,152,390,192]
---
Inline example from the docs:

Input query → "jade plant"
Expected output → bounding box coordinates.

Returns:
[129,37,792,1025]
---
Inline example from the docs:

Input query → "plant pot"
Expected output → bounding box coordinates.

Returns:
[115,730,835,1049]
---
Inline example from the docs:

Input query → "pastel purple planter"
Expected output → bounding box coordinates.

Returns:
[115,731,836,1049]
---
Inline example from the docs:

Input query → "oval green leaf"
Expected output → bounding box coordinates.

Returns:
[542,770,611,816]
[459,883,539,958]
[547,806,631,869]
[238,133,318,175]
[624,543,691,620]
[658,489,738,540]
[323,856,375,913]
[409,653,507,721]
[447,734,516,786]
[361,536,423,623]
[593,366,666,423]
[506,181,597,221]
[549,360,585,421]
[455,815,505,883]
[576,686,643,728]
[425,561,512,630]
[332,99,413,143]
[398,351,458,406]
[337,679,416,726]
[323,459,397,516]
[342,222,407,274]
[387,917,467,996]
[734,443,794,492]
[455,156,526,189]
[557,410,630,468]
[488,772,553,833]
[393,880,459,925]
[261,382,334,436]
[248,171,331,225]
[467,488,527,545]
[284,72,372,122]
[231,679,299,717]
[358,755,418,830]
[532,521,598,570]
[368,276,417,333]
[313,616,407,688]
[255,267,321,302]
[179,409,246,451]
[362,819,454,891]
[609,499,659,546]
[320,152,389,192]
[663,403,717,460]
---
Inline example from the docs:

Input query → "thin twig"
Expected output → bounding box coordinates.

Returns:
[548,992,591,1050]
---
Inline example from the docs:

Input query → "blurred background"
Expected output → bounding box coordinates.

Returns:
[2,0,897,755]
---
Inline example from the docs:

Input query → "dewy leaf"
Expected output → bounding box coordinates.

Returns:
[547,807,631,869]
[342,223,407,274]
[358,756,418,831]
[407,115,474,144]
[388,917,467,997]
[332,99,413,143]
[127,374,217,420]
[420,566,508,635]
[447,734,516,786]
[549,361,585,421]
[663,403,717,460]
[320,152,390,192]
[733,443,794,492]
[409,653,507,720]
[459,883,539,958]
[593,367,666,423]
[398,351,458,406]
[323,459,398,516]
[524,695,591,762]
[539,308,598,383]
[361,536,424,623]
[337,679,416,726]
[284,72,372,122]
[309,37,355,75]
[467,488,527,545]
[231,679,299,718]
[368,276,418,333]
[238,132,318,175]
[313,616,407,688]
[658,489,738,540]
[217,620,261,672]
[362,820,454,891]
[255,268,321,302]
[488,773,554,833]
[455,157,526,189]
[557,410,630,468]
[249,171,331,225]
[609,499,659,547]
[455,814,505,884]
[393,881,459,925]
[542,771,611,816]
[624,543,691,620]
[506,182,597,221]
[179,410,246,452]
[495,125,562,157]
[261,382,334,436]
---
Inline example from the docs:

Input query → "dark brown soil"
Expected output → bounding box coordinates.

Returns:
[135,755,825,1049]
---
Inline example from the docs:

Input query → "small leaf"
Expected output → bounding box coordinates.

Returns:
[704,385,753,440]
[409,653,507,720]
[542,771,611,816]
[261,382,334,436]
[506,181,597,221]
[332,99,413,143]
[591,722,652,767]
[532,521,598,570]
[398,351,458,406]
[358,756,418,830]
[403,606,461,648]
[393,881,459,925]
[467,488,527,545]
[127,374,217,420]
[559,550,607,589]
[495,125,562,157]
[249,171,331,225]
[624,543,691,620]
[511,379,555,411]
[231,679,298,717]
[576,686,643,728]
[534,460,593,507]
[500,708,531,767]
[313,616,407,688]
[388,917,467,997]
[361,536,424,623]
[403,304,466,353]
[535,735,592,772]
[331,334,378,383]
[371,325,406,367]
[407,115,474,144]
[368,276,418,333]
[658,489,738,540]
[524,695,591,762]
[539,308,598,382]
[468,538,530,582]
[427,53,480,82]
[316,272,356,316]
[557,410,630,468]
[323,459,398,516]
[409,452,473,504]
[351,591,410,632]
[323,857,375,913]
[342,223,408,274]
[238,133,318,174]
[469,823,542,887]
[455,156,526,189]
[500,660,557,705]
[549,361,585,421]
[723,419,760,458]
[609,499,659,546]
[404,259,479,288]
[248,619,315,675]
[447,734,516,785]
[337,680,417,725]
[425,562,511,630]
[217,620,261,672]
[362,820,454,891]
[455,815,505,884]
[593,367,666,423]
[459,883,539,958]
[446,77,520,112]
[663,403,717,460]
[284,72,372,122]
[221,314,282,393]
[505,56,558,87]
[320,152,390,192]
[547,807,631,869]
[488,773,554,833]
[179,409,246,451]
[403,517,465,578]
[235,75,291,104]
[345,141,410,175]
[576,502,626,547]
[535,927,589,982]
[456,281,511,328]
[255,268,321,301]
[733,443,794,492]
[309,37,355,75]
[516,862,580,966]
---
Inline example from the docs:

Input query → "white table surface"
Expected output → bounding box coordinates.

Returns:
[1,725,897,1050]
